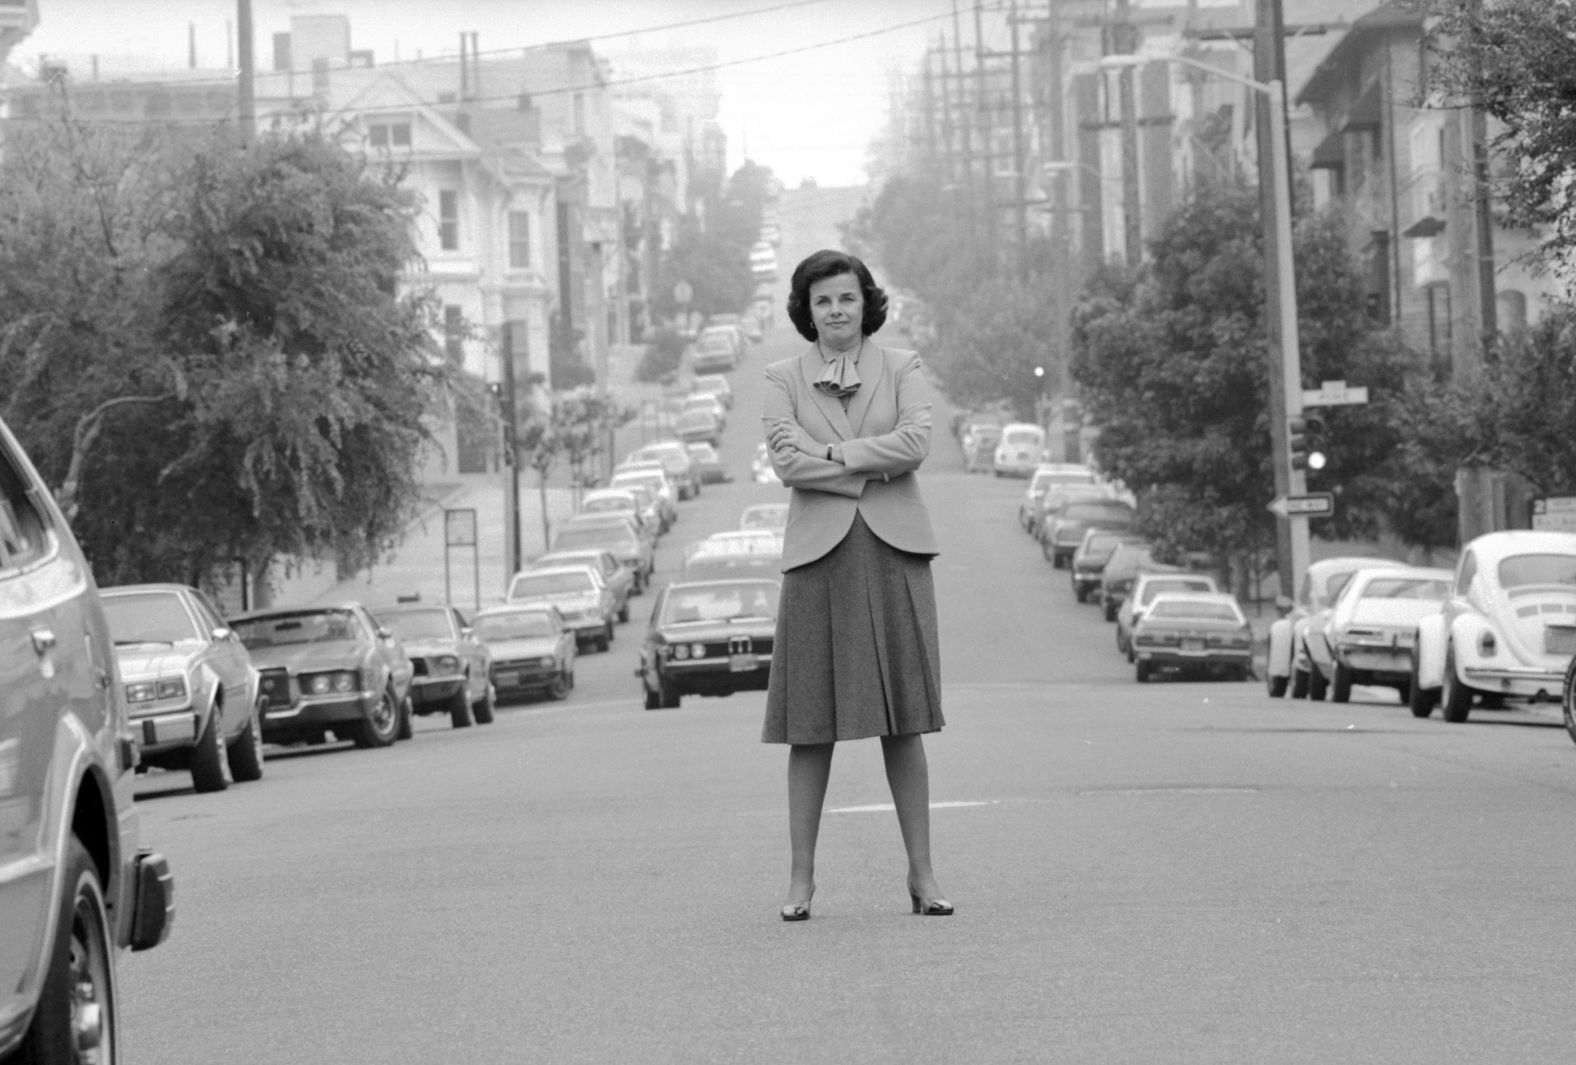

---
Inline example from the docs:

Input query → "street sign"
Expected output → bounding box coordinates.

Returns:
[1302,379,1369,407]
[1268,492,1335,519]
[673,280,693,306]
[1532,496,1576,534]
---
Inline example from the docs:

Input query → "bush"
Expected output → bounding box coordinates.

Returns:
[637,327,688,384]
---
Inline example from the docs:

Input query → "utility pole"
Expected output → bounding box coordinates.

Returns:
[952,0,975,231]
[1009,0,1028,277]
[236,0,255,146]
[938,35,958,192]
[975,0,994,244]
[923,48,939,165]
[1113,0,1143,266]
[499,323,523,580]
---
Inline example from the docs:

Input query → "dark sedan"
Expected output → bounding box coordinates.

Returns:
[636,579,780,709]
[1042,498,1137,568]
[1071,529,1145,604]
[229,604,414,748]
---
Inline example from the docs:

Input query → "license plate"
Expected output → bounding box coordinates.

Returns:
[729,653,758,673]
[1181,638,1206,652]
[494,671,519,687]
[1544,627,1576,656]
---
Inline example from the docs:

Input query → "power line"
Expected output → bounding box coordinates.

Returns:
[5,6,998,128]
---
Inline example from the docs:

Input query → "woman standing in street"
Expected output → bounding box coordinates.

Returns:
[762,249,951,922]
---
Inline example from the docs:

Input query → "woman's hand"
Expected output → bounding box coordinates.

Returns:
[767,419,820,459]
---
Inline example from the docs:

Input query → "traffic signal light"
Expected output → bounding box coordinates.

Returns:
[1287,413,1327,472]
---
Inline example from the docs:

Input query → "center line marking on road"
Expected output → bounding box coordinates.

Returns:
[829,800,999,814]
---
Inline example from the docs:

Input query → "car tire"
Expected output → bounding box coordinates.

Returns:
[1073,582,1087,604]
[1041,538,1056,564]
[1561,655,1576,746]
[1440,644,1474,723]
[659,674,681,709]
[396,695,414,740]
[1291,668,1310,699]
[227,696,266,783]
[473,684,496,725]
[448,686,475,729]
[618,602,630,624]
[1331,663,1353,704]
[189,705,233,793]
[1135,660,1151,684]
[354,688,401,748]
[1308,665,1328,702]
[644,684,660,710]
[1103,598,1117,622]
[1267,673,1288,698]
[16,836,117,1065]
[594,625,612,654]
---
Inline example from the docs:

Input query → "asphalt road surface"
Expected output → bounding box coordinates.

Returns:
[121,194,1576,1064]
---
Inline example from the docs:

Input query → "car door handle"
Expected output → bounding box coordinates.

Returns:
[31,628,56,655]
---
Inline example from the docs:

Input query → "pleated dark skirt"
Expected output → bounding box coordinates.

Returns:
[762,512,943,745]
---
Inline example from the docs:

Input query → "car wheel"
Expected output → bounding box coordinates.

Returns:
[1135,660,1151,684]
[618,601,630,623]
[227,695,266,783]
[1072,581,1086,603]
[659,673,681,709]
[1331,663,1353,704]
[1561,655,1576,746]
[595,625,612,653]
[473,683,496,725]
[1103,598,1117,623]
[549,673,571,701]
[1291,668,1310,699]
[189,705,233,793]
[1308,665,1329,702]
[1266,673,1288,698]
[1440,644,1474,723]
[1041,538,1056,564]
[396,695,414,740]
[354,688,401,748]
[643,684,660,710]
[448,685,475,729]
[16,836,117,1065]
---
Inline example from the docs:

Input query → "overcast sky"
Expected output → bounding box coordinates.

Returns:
[23,0,970,187]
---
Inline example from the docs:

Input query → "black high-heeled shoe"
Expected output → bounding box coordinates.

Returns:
[908,882,953,916]
[780,886,815,922]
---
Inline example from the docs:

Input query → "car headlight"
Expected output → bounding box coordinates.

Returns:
[691,642,706,658]
[126,676,188,704]
[538,656,556,668]
[434,655,461,675]
[1478,630,1497,657]
[304,670,359,695]
[673,644,690,660]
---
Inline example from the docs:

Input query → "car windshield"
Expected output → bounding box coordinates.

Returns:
[741,505,788,530]
[475,612,556,641]
[1498,554,1576,591]
[1003,429,1042,446]
[510,572,595,598]
[553,527,636,553]
[1150,600,1240,622]
[1361,577,1450,601]
[697,334,733,353]
[662,582,780,623]
[1085,533,1126,553]
[583,496,634,512]
[538,553,609,577]
[232,609,362,649]
[103,592,200,644]
[683,556,781,580]
[687,445,718,462]
[376,610,453,640]
[1065,502,1134,523]
[1140,578,1215,604]
[1031,470,1095,493]
[612,475,665,494]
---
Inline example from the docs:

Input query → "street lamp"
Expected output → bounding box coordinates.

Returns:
[1098,52,1310,591]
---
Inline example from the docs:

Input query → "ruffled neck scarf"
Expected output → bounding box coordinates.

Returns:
[814,337,864,399]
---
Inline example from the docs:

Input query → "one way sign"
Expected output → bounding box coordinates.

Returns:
[1268,492,1335,519]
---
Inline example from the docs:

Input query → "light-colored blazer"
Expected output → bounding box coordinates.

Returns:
[762,342,939,571]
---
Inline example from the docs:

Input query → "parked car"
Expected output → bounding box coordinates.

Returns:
[549,518,654,592]
[637,578,781,709]
[685,442,732,485]
[473,604,577,702]
[1117,572,1222,660]
[101,583,265,793]
[1131,592,1254,682]
[740,502,790,535]
[750,240,779,281]
[1044,498,1138,569]
[1265,556,1404,699]
[623,441,700,500]
[1018,463,1100,531]
[682,535,784,581]
[610,465,679,524]
[0,416,173,1062]
[1071,528,1144,604]
[753,442,782,485]
[961,422,1002,473]
[507,564,616,652]
[1409,530,1576,724]
[372,604,495,729]
[1029,482,1111,539]
[532,548,635,620]
[580,487,660,539]
[229,603,415,747]
[993,422,1048,477]
[691,373,734,409]
[676,407,722,446]
[681,392,728,429]
[1097,543,1185,622]
[691,328,740,373]
[1307,566,1451,705]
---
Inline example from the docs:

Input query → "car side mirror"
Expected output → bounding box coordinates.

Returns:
[213,626,235,642]
[377,626,394,640]
[1274,595,1295,617]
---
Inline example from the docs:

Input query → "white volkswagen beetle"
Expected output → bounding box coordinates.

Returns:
[1265,556,1405,699]
[1410,530,1576,722]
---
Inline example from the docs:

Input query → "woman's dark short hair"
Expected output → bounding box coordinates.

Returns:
[786,249,889,342]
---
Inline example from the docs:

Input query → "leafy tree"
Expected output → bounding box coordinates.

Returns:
[651,217,754,320]
[1422,0,1576,275]
[636,326,687,384]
